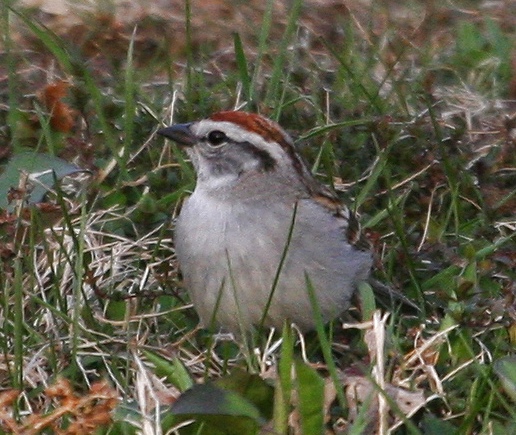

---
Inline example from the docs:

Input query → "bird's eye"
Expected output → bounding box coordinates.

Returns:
[206,130,227,146]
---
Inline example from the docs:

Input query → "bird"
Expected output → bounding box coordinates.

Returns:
[158,111,372,333]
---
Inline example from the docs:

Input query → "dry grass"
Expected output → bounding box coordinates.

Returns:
[0,0,515,433]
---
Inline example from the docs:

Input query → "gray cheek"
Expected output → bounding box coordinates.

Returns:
[210,158,241,177]
[197,151,245,181]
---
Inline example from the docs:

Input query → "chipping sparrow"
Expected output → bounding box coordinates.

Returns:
[158,111,372,333]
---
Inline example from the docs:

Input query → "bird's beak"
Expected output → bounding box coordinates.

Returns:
[157,123,196,146]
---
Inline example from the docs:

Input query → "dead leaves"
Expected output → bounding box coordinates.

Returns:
[37,81,76,133]
[336,313,430,434]
[0,378,118,435]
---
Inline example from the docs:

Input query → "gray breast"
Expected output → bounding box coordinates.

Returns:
[175,193,372,332]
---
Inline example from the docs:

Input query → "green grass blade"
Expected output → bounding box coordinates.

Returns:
[9,7,74,73]
[304,273,347,409]
[354,142,389,210]
[250,0,274,105]
[233,32,252,105]
[13,256,24,389]
[184,0,194,115]
[258,203,298,332]
[3,3,20,153]
[294,359,325,434]
[274,323,294,435]
[265,0,303,112]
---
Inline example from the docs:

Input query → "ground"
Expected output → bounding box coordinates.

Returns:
[0,0,515,434]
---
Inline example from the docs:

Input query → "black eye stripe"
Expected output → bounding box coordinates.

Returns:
[201,131,277,172]
[243,142,276,172]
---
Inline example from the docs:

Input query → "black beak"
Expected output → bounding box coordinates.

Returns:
[157,123,196,146]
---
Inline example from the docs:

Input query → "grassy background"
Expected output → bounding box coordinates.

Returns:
[0,0,515,433]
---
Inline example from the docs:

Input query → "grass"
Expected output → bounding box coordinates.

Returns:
[0,0,515,433]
